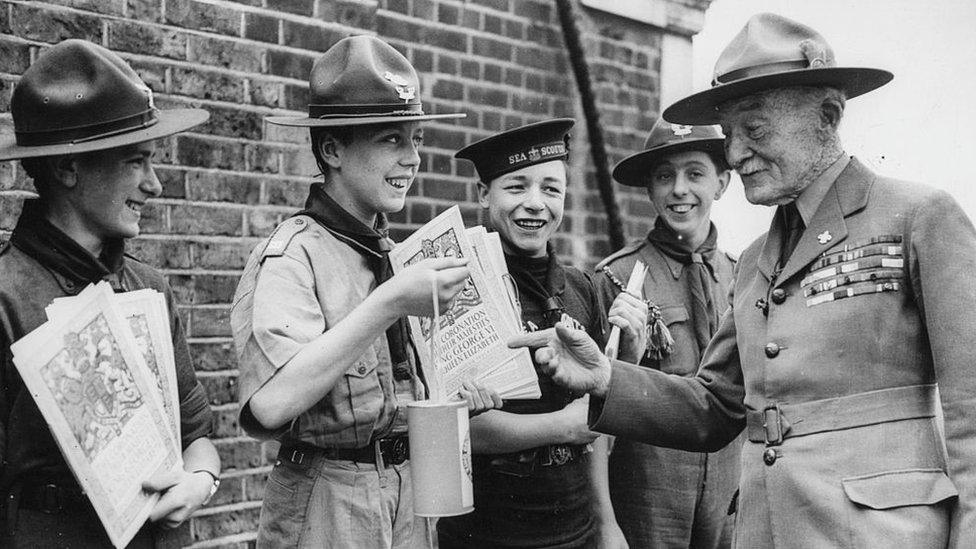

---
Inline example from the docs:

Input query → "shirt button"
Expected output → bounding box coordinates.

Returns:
[357,366,367,375]
[770,288,787,304]
[763,448,777,465]
[295,218,305,225]
[765,342,780,358]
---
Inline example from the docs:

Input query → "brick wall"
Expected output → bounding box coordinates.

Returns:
[0,0,709,546]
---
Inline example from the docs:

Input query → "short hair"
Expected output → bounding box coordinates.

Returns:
[20,157,56,198]
[309,126,355,177]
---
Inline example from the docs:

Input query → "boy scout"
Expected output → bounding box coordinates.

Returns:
[596,119,740,548]
[0,40,220,547]
[513,13,976,548]
[230,36,499,548]
[437,119,644,548]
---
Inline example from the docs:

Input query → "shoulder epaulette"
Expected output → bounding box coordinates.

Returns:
[261,216,311,260]
[594,239,646,272]
[725,250,738,263]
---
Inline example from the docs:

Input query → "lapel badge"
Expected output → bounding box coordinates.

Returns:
[671,123,692,136]
[383,71,415,102]
[817,230,832,244]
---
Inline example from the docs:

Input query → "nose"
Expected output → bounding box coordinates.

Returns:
[141,166,162,198]
[522,186,544,212]
[400,139,421,168]
[724,131,752,170]
[672,173,691,197]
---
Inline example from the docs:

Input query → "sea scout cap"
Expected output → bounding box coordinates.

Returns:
[266,35,464,127]
[0,39,208,161]
[613,119,725,187]
[663,12,893,125]
[455,118,574,183]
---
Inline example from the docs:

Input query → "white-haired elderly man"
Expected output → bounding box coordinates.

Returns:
[512,12,976,549]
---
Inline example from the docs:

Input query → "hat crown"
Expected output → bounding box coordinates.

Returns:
[713,13,836,85]
[308,35,422,117]
[11,39,158,145]
[644,120,722,150]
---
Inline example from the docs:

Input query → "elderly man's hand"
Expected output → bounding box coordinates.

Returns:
[508,322,612,398]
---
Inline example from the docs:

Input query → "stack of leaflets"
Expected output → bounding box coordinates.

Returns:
[390,206,540,402]
[12,281,183,549]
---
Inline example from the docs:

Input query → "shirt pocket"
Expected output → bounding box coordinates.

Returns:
[343,344,383,444]
[656,305,695,375]
[842,468,958,509]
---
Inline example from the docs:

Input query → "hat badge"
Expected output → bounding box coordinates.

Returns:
[527,147,541,162]
[383,71,415,103]
[139,84,156,110]
[671,124,693,136]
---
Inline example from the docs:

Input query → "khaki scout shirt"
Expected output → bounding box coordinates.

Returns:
[231,215,423,449]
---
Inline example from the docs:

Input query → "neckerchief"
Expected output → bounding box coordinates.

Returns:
[505,246,566,329]
[647,217,720,352]
[297,184,413,380]
[9,199,126,289]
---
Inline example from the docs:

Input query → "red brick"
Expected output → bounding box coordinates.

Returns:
[246,208,285,237]
[215,438,265,469]
[282,20,344,52]
[284,83,310,112]
[272,0,314,16]
[191,240,257,270]
[470,0,508,12]
[203,474,243,506]
[244,12,279,43]
[267,49,315,80]
[432,79,463,101]
[166,0,242,37]
[189,306,234,339]
[186,172,262,206]
[248,79,281,108]
[190,341,238,372]
[44,0,125,16]
[423,177,468,201]
[192,505,262,541]
[188,35,264,72]
[472,35,511,61]
[410,47,434,73]
[199,106,264,141]
[246,144,281,174]
[460,58,479,79]
[467,85,508,108]
[281,148,317,177]
[127,59,168,92]
[421,125,467,151]
[503,18,525,40]
[171,68,245,103]
[483,62,502,83]
[436,54,458,75]
[266,179,311,207]
[128,237,192,269]
[515,45,559,71]
[384,0,409,15]
[138,202,168,234]
[320,0,377,28]
[11,4,102,43]
[511,93,550,115]
[171,203,244,236]
[483,13,502,34]
[125,0,162,22]
[438,3,459,25]
[514,0,551,21]
[156,167,186,199]
[178,136,247,171]
[243,470,270,501]
[0,39,30,74]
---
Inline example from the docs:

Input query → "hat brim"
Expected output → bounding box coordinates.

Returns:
[266,112,465,127]
[613,138,726,187]
[0,108,209,161]
[663,67,893,125]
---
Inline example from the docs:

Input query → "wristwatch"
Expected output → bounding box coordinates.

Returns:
[193,469,220,505]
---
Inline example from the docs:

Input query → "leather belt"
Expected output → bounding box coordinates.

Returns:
[281,437,410,468]
[746,384,938,446]
[11,482,89,514]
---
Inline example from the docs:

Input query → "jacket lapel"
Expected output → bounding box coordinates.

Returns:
[775,158,874,286]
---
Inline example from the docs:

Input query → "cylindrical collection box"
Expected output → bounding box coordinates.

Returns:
[407,399,473,517]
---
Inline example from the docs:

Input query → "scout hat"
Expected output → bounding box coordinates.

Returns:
[0,39,208,161]
[613,119,725,187]
[455,118,574,183]
[663,12,893,125]
[267,35,463,127]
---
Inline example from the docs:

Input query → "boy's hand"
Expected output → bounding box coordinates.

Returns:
[382,257,470,317]
[608,291,648,362]
[458,381,503,416]
[143,470,215,529]
[508,322,612,398]
[557,396,600,445]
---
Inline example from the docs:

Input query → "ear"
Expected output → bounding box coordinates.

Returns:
[316,133,344,170]
[51,155,79,189]
[476,181,490,208]
[714,170,731,200]
[819,96,844,129]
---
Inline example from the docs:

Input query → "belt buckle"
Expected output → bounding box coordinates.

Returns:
[378,438,409,467]
[41,483,60,514]
[545,445,572,467]
[762,404,784,446]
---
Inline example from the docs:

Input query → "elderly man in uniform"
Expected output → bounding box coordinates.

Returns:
[511,13,976,548]
[0,40,220,547]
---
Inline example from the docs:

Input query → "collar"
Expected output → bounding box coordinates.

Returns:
[298,183,393,258]
[646,219,720,282]
[9,199,127,294]
[794,154,850,225]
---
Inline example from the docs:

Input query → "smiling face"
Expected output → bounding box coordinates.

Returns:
[647,150,729,248]
[321,121,423,225]
[57,141,162,252]
[718,87,838,206]
[478,160,566,258]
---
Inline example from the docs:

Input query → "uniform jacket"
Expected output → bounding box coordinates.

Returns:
[231,215,424,449]
[591,158,976,548]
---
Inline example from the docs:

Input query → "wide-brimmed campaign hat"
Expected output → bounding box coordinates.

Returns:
[455,118,574,183]
[267,35,463,127]
[0,39,208,161]
[663,12,893,125]
[613,119,725,187]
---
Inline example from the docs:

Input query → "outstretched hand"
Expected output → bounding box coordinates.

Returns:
[508,321,612,398]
